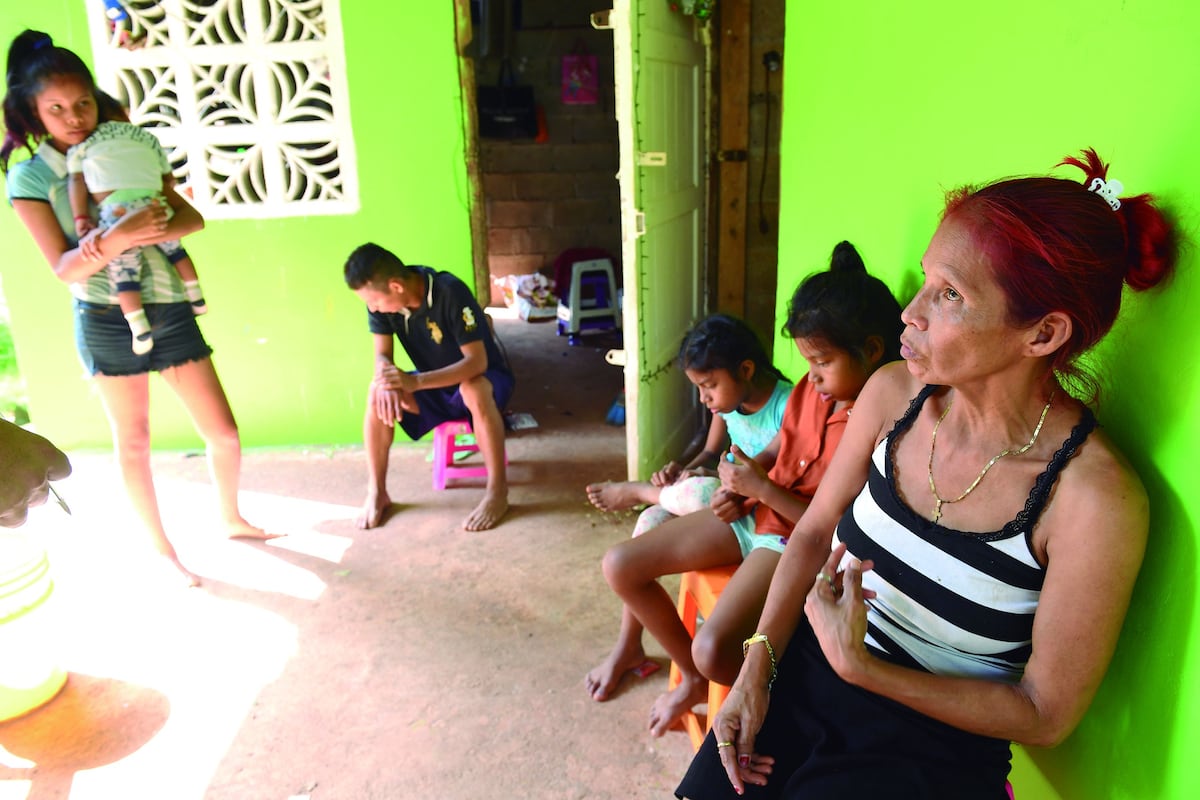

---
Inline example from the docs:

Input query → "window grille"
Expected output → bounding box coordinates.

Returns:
[85,0,358,219]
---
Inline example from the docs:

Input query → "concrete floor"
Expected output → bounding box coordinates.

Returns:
[0,314,697,800]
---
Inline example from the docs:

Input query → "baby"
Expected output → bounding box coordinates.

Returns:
[69,120,207,354]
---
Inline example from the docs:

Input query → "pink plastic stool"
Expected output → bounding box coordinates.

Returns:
[431,419,501,490]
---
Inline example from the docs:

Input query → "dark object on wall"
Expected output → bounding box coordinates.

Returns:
[758,50,781,233]
[468,0,530,56]
[477,59,539,139]
[467,0,499,57]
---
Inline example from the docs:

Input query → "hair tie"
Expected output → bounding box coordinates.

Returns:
[1087,176,1123,211]
[32,36,53,51]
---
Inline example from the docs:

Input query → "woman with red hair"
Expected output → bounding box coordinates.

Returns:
[678,149,1179,799]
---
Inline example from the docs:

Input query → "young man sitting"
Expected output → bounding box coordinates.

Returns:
[344,243,514,531]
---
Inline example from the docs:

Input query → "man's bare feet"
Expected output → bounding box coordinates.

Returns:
[463,491,507,531]
[585,646,656,701]
[356,489,392,529]
[225,519,284,540]
[586,481,654,512]
[648,674,708,737]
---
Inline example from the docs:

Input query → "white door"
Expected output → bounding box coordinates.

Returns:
[606,0,708,479]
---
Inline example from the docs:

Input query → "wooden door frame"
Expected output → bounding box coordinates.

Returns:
[714,0,750,318]
[452,0,492,302]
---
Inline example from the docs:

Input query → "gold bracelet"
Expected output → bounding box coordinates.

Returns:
[742,632,777,690]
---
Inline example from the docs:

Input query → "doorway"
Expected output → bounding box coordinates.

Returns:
[458,0,624,309]
[454,0,786,480]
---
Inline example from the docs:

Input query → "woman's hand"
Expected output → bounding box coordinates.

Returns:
[805,543,876,682]
[100,199,171,256]
[77,227,106,262]
[709,676,776,793]
[650,460,683,487]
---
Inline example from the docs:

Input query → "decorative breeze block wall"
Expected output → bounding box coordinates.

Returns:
[85,0,358,220]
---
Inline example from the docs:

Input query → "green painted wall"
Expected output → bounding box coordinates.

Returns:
[775,3,1200,799]
[6,2,1199,796]
[1,2,474,448]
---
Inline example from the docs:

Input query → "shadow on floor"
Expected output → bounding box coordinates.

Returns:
[0,313,695,800]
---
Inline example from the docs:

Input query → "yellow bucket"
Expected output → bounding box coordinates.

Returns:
[0,532,67,721]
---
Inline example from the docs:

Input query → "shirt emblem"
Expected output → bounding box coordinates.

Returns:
[427,319,444,344]
[462,307,477,332]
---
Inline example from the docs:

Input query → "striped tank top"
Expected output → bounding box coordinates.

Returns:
[834,385,1097,683]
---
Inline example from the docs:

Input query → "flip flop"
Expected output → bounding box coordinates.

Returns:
[631,659,661,678]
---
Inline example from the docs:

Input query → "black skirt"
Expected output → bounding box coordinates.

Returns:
[676,624,1012,800]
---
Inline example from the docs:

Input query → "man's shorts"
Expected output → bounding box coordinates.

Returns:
[75,299,213,377]
[398,367,516,440]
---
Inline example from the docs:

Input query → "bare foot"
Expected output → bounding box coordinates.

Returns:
[648,674,708,737]
[160,553,201,588]
[586,481,653,512]
[463,492,508,531]
[226,519,284,540]
[356,489,392,529]
[585,645,652,701]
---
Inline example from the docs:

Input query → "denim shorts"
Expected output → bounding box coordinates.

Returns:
[398,367,516,440]
[74,299,213,377]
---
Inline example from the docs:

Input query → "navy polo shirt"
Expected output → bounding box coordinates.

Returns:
[367,266,510,376]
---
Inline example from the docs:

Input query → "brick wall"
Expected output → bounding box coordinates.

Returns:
[476,17,621,306]
[473,0,784,319]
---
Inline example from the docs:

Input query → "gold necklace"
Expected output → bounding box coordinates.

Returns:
[927,391,1055,524]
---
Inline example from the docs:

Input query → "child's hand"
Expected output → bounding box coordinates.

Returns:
[710,486,750,523]
[651,461,683,487]
[74,217,96,237]
[719,445,769,499]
